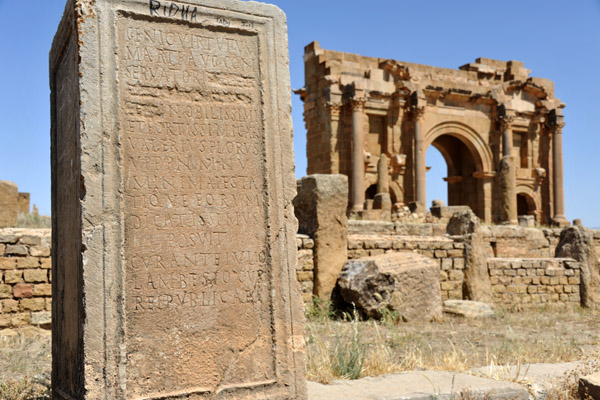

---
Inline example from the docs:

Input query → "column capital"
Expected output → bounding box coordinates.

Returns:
[497,107,516,131]
[546,110,565,133]
[326,102,342,120]
[349,97,366,111]
[410,90,426,121]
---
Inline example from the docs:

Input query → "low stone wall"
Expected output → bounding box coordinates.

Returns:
[0,229,51,328]
[488,258,581,305]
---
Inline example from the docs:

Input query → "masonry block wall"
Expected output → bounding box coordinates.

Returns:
[488,258,581,305]
[0,229,51,328]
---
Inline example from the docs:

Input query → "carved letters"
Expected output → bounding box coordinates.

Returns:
[120,15,266,316]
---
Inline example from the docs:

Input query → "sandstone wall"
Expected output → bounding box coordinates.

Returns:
[0,229,51,328]
[488,258,581,305]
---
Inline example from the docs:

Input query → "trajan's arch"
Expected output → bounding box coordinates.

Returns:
[297,41,569,226]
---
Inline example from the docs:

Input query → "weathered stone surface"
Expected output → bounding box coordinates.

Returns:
[31,311,52,326]
[307,370,529,400]
[447,210,479,235]
[0,181,18,228]
[443,300,494,318]
[431,205,472,219]
[448,211,492,302]
[13,283,33,299]
[17,193,30,215]
[579,372,600,400]
[50,1,305,399]
[294,174,348,300]
[335,252,441,321]
[555,225,600,308]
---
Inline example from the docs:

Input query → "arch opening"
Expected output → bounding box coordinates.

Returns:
[427,133,482,218]
[517,193,536,217]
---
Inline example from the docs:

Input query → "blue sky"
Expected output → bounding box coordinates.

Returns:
[0,0,599,226]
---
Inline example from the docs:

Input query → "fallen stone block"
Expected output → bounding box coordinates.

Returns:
[335,252,441,321]
[443,300,495,318]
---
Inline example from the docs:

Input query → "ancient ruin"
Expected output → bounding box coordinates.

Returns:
[0,181,31,228]
[50,0,305,398]
[296,42,568,226]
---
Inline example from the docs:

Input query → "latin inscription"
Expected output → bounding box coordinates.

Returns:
[119,13,273,394]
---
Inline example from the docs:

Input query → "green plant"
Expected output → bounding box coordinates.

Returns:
[331,318,366,379]
[380,307,401,328]
[304,296,333,323]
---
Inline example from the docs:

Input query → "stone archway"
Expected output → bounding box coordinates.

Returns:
[424,121,493,222]
[516,186,540,221]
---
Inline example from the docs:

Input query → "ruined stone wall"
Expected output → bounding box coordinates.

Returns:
[0,229,51,328]
[488,258,581,305]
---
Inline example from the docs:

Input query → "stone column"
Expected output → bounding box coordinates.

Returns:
[351,97,366,211]
[499,111,517,225]
[373,154,392,211]
[327,102,341,174]
[414,106,427,207]
[550,112,568,226]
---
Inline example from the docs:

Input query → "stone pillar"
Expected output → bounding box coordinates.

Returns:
[351,97,366,211]
[327,102,341,174]
[414,106,427,208]
[550,111,568,226]
[294,174,349,301]
[498,111,517,225]
[373,154,392,211]
[50,1,306,398]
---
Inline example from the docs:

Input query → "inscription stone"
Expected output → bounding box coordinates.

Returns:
[50,1,305,399]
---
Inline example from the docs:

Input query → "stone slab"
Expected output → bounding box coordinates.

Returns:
[307,371,529,400]
[50,1,305,399]
[470,362,585,399]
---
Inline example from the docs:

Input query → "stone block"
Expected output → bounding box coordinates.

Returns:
[29,245,51,257]
[31,311,52,326]
[5,245,27,256]
[336,252,442,321]
[10,313,30,327]
[19,235,41,246]
[20,298,46,311]
[0,315,10,328]
[23,269,47,283]
[434,250,447,258]
[33,283,52,297]
[0,257,16,270]
[1,299,18,313]
[0,234,18,244]
[0,285,12,299]
[4,270,22,284]
[50,1,305,398]
[579,372,600,400]
[12,283,32,298]
[16,257,38,269]
[40,258,52,269]
[449,270,465,281]
[447,249,463,257]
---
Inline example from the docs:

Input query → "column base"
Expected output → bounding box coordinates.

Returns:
[551,216,570,227]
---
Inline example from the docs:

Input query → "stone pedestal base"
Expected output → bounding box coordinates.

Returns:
[373,193,392,211]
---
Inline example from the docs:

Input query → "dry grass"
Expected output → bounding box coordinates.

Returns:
[15,214,51,229]
[305,299,600,384]
[0,327,51,399]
